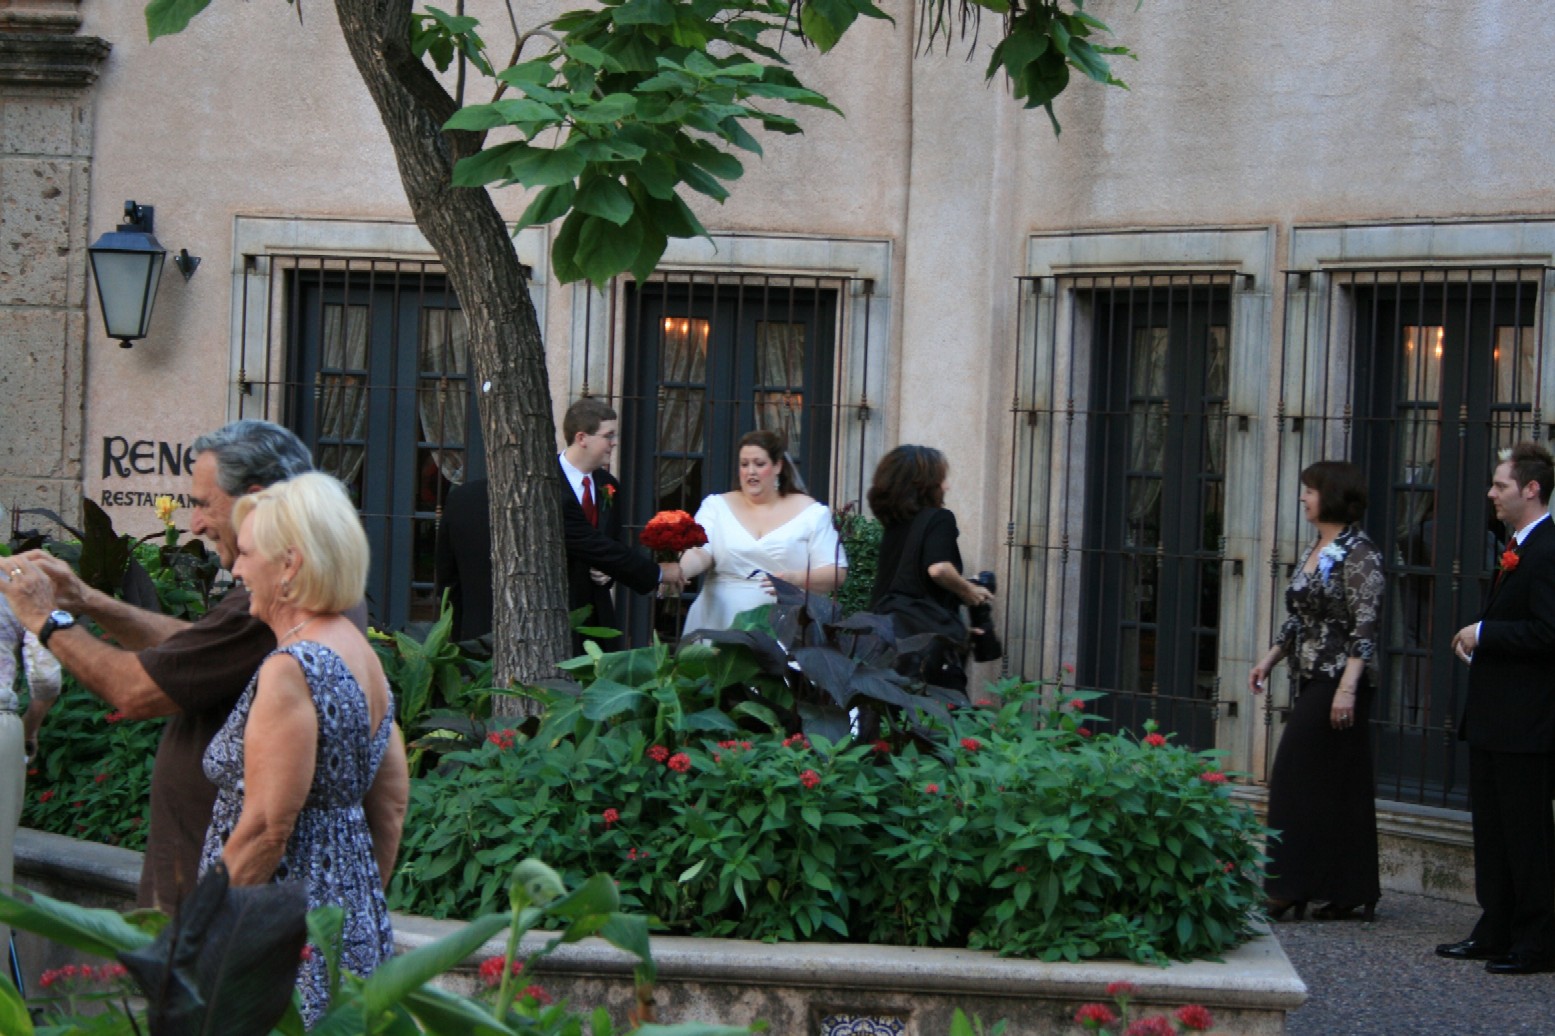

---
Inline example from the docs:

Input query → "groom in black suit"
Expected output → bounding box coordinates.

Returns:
[558,398,682,653]
[1438,441,1555,974]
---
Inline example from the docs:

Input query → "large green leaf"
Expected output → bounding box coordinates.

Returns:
[401,985,517,1036]
[580,678,649,720]
[575,175,636,226]
[0,889,152,958]
[451,141,528,187]
[145,0,214,40]
[361,913,509,1019]
[508,145,590,187]
[515,182,578,232]
[0,977,33,1036]
[576,211,646,285]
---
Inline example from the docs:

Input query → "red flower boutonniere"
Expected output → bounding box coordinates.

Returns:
[601,483,616,512]
[1499,547,1521,575]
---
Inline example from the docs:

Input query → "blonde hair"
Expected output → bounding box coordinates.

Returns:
[231,473,368,613]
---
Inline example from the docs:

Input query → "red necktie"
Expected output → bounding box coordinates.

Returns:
[582,475,598,527]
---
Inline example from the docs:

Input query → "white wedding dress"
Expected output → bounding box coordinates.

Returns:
[681,494,848,634]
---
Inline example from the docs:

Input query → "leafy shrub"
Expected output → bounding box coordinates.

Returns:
[21,683,159,850]
[833,508,881,617]
[389,680,1266,964]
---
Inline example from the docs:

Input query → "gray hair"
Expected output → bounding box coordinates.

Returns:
[191,420,313,495]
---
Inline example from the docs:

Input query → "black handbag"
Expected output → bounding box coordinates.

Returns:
[873,508,969,685]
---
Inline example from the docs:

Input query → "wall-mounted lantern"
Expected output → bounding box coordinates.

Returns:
[87,200,200,348]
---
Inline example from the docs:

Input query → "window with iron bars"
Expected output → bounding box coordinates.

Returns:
[1274,264,1547,808]
[1005,272,1241,752]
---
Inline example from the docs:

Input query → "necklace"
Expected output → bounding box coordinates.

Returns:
[281,615,318,643]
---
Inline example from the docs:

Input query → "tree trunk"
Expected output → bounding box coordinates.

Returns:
[335,0,570,701]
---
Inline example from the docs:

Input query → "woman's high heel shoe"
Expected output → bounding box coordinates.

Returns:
[1265,898,1307,921]
[1312,900,1377,922]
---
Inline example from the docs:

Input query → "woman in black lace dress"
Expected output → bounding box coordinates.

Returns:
[1250,460,1384,922]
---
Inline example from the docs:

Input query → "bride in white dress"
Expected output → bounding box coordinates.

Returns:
[679,429,848,633]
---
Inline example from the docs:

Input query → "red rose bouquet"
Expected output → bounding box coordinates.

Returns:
[639,509,707,559]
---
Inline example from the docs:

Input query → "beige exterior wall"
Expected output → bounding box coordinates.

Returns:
[5,1,1552,775]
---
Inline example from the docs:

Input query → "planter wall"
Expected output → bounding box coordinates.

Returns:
[17,829,1306,1034]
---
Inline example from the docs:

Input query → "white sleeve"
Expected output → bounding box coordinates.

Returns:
[807,504,848,570]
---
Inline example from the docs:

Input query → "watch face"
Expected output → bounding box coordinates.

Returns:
[49,609,74,627]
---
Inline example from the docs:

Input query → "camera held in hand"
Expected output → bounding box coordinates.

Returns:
[967,570,1002,663]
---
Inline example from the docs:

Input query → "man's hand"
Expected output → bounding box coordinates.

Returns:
[0,554,60,631]
[658,562,685,596]
[25,552,90,613]
[1452,623,1479,663]
[589,568,612,586]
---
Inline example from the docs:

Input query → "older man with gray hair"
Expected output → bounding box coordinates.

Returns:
[0,419,314,912]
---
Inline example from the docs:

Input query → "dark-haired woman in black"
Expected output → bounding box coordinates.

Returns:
[1250,460,1384,922]
[867,445,994,693]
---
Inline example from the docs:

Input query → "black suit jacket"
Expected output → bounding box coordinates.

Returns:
[434,479,492,642]
[1462,517,1555,754]
[560,462,659,650]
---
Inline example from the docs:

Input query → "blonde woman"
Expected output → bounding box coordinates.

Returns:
[199,473,408,1024]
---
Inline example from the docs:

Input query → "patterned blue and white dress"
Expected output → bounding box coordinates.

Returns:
[200,641,395,1026]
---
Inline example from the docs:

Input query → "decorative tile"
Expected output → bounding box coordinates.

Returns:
[819,1013,907,1036]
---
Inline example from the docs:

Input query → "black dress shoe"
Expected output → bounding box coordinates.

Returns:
[1436,939,1506,961]
[1486,953,1555,975]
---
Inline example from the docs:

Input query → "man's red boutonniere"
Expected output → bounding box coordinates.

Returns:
[1499,547,1520,575]
[601,483,616,512]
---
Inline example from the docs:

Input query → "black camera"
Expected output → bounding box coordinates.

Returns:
[966,571,1002,662]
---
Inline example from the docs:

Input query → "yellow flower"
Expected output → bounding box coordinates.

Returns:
[154,495,177,526]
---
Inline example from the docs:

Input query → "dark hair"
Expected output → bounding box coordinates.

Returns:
[867,445,948,526]
[563,398,617,445]
[1300,460,1367,524]
[1500,441,1555,504]
[191,420,313,495]
[738,429,798,496]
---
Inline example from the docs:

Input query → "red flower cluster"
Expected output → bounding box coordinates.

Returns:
[300,944,315,961]
[667,752,691,773]
[871,739,891,754]
[627,847,649,860]
[38,790,54,803]
[602,807,620,827]
[782,733,810,750]
[94,772,109,783]
[1144,733,1167,748]
[1175,1005,1214,1030]
[521,984,553,1005]
[716,739,754,751]
[39,963,128,989]
[1069,698,1085,711]
[924,783,940,794]
[1106,981,1137,998]
[1077,728,1092,738]
[1200,770,1227,785]
[485,729,517,750]
[477,956,524,987]
[800,769,821,789]
[1123,1016,1176,1036]
[105,710,126,724]
[1074,1003,1119,1028]
[639,510,708,553]
[960,737,982,752]
[647,744,670,763]
[975,698,995,707]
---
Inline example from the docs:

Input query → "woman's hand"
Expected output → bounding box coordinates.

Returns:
[1249,663,1270,695]
[1330,686,1357,730]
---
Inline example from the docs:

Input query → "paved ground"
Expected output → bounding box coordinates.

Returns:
[1274,890,1555,1035]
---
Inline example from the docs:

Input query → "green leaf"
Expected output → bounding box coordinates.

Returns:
[581,679,648,721]
[362,913,509,1018]
[575,175,636,226]
[573,94,639,125]
[0,978,33,1036]
[515,182,577,232]
[0,889,153,958]
[145,0,214,41]
[452,141,528,188]
[402,985,517,1035]
[613,0,676,26]
[508,145,590,188]
[577,212,646,286]
[445,99,561,133]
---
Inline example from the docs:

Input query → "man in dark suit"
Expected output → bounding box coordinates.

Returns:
[558,398,682,653]
[1438,441,1555,975]
[434,478,492,641]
